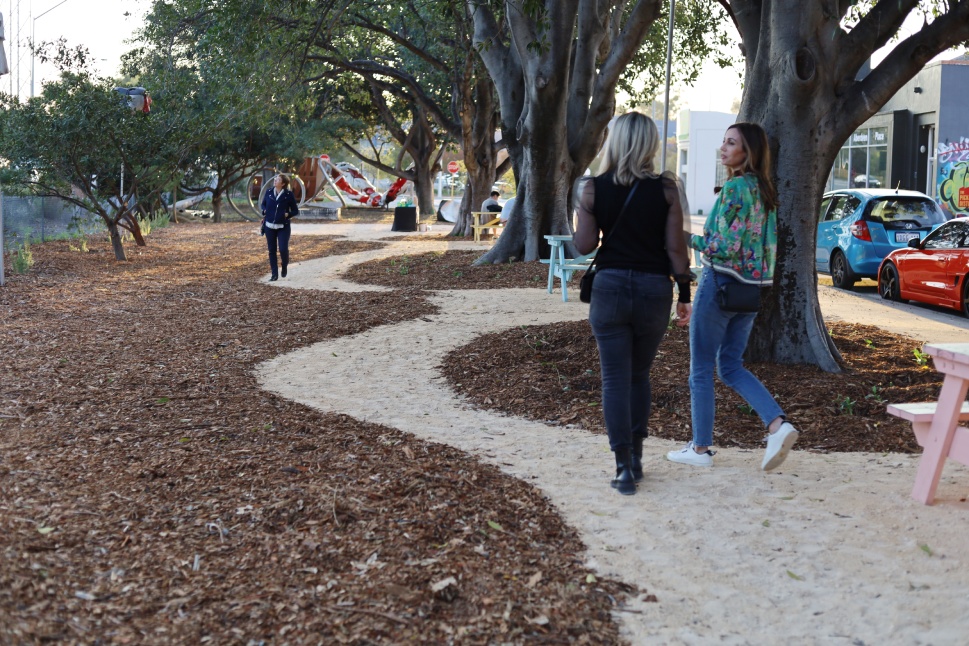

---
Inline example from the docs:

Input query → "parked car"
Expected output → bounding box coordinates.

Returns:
[816,188,948,289]
[878,217,969,317]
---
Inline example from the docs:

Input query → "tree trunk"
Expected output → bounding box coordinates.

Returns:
[732,0,969,370]
[468,0,663,263]
[107,221,127,261]
[413,163,435,219]
[453,77,501,237]
[212,191,223,223]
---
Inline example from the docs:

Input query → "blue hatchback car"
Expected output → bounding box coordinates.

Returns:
[816,188,948,289]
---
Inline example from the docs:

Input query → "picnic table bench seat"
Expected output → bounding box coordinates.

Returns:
[887,402,969,459]
[886,342,969,504]
[471,212,502,243]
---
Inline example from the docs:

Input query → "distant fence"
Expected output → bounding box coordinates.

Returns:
[1,195,102,253]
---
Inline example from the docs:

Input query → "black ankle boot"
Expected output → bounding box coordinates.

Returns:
[611,447,636,495]
[281,266,287,278]
[631,437,644,482]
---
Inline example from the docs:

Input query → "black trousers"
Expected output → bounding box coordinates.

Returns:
[265,224,291,276]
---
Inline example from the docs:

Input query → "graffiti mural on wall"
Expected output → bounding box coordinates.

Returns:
[937,138,969,218]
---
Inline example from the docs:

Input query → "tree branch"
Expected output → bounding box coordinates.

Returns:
[837,0,920,81]
[837,2,969,134]
[341,140,415,180]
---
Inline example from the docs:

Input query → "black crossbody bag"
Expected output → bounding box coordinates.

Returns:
[711,222,767,313]
[579,181,641,304]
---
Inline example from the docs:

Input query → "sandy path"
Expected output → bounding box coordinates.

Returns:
[257,225,969,644]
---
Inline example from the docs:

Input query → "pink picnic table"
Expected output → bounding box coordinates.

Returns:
[887,342,969,505]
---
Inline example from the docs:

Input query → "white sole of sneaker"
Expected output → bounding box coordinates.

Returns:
[666,453,713,467]
[762,429,799,471]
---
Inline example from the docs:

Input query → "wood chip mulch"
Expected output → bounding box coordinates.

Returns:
[0,225,628,645]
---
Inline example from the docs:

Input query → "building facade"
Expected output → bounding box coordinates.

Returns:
[827,58,969,218]
[675,110,737,216]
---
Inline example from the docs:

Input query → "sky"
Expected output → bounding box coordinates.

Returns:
[4,0,150,99]
[6,2,963,110]
[678,12,962,116]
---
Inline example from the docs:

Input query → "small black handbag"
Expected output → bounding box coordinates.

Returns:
[579,181,641,304]
[713,272,762,312]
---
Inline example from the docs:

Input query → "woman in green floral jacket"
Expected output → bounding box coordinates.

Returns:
[667,122,800,471]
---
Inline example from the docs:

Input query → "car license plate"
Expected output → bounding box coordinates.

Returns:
[896,232,920,243]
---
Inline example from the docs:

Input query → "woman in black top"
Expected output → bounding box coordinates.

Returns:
[573,111,693,495]
[260,174,300,281]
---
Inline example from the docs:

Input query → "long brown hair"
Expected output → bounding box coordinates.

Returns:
[728,122,778,214]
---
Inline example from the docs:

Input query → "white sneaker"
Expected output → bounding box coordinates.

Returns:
[666,442,714,467]
[762,422,799,471]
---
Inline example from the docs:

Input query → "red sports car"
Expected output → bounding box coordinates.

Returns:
[878,217,969,317]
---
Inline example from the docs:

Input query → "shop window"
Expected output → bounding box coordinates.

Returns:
[829,126,889,190]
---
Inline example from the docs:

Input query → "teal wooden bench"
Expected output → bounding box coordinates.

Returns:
[543,235,594,302]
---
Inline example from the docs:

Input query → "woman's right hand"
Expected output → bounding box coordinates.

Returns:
[674,302,692,327]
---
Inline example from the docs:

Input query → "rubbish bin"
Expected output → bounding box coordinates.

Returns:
[392,206,418,231]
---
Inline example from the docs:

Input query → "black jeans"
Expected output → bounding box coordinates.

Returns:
[589,269,673,451]
[265,224,291,276]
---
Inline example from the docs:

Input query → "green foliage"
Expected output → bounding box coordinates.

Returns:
[838,396,856,416]
[10,241,33,274]
[913,347,930,367]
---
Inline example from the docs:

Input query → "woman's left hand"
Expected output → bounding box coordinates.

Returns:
[674,302,692,327]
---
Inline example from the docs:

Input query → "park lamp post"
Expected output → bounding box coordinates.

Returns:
[31,0,70,98]
[0,10,9,286]
[660,0,676,174]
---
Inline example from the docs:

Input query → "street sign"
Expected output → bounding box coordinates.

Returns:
[320,154,330,162]
[447,161,459,174]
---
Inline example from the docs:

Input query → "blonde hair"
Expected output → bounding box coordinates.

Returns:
[600,111,660,186]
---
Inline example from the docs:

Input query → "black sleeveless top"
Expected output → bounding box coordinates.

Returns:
[592,173,671,274]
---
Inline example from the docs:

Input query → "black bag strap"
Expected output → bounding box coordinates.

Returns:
[587,179,641,272]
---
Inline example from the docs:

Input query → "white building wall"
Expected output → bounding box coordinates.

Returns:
[676,110,736,216]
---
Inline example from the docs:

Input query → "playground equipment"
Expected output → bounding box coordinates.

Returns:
[316,156,410,208]
[173,175,218,211]
[230,155,413,219]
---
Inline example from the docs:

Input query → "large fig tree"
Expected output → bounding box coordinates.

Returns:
[721,0,969,371]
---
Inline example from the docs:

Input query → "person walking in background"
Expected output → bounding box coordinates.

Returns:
[261,174,300,281]
[667,122,799,471]
[573,111,693,496]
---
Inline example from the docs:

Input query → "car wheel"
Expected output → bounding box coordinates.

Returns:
[962,279,969,318]
[830,251,856,289]
[879,262,902,301]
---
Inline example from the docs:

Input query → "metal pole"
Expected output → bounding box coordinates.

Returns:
[0,187,5,286]
[31,0,69,97]
[660,0,676,174]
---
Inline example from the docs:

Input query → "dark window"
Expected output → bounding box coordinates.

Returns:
[922,221,966,250]
[866,198,947,229]
[825,195,861,222]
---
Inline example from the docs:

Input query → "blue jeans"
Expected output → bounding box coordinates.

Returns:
[689,266,784,447]
[589,269,673,452]
[265,224,291,276]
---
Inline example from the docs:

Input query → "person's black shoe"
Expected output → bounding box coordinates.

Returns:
[269,275,278,282]
[281,266,287,278]
[610,447,636,495]
[631,436,644,482]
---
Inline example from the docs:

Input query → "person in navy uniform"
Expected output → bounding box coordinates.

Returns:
[260,174,300,281]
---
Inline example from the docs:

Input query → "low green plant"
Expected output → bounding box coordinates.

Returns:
[69,237,89,253]
[913,347,929,367]
[863,338,874,349]
[738,402,756,416]
[838,395,856,416]
[10,241,33,274]
[865,385,885,403]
